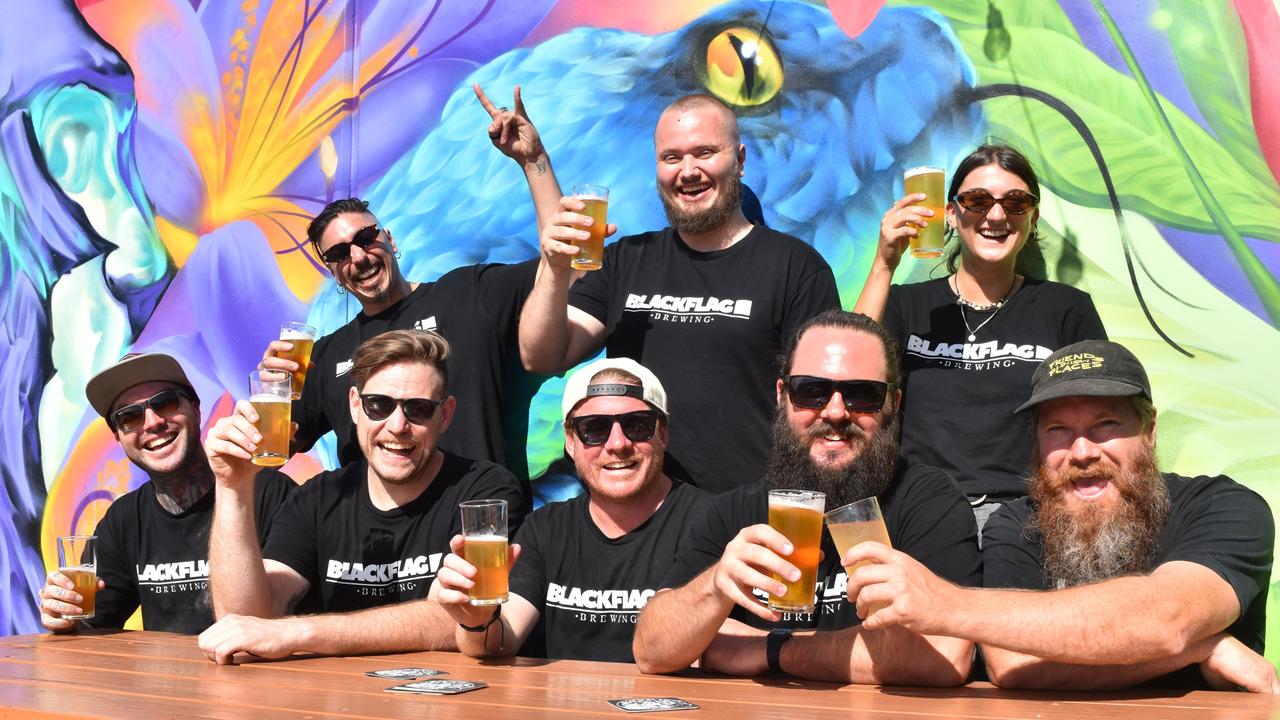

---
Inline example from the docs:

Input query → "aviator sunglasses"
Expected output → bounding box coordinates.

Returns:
[785,375,893,414]
[569,410,661,447]
[359,394,443,425]
[319,224,383,264]
[111,388,194,432]
[952,189,1038,216]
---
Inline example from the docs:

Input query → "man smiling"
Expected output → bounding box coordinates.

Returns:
[839,340,1277,692]
[198,331,528,663]
[435,358,708,662]
[518,94,840,493]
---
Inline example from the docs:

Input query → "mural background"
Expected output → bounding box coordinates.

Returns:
[2,0,1277,662]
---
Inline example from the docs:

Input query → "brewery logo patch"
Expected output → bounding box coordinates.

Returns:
[624,293,752,324]
[413,316,438,332]
[137,560,210,594]
[1047,351,1104,376]
[546,582,655,623]
[905,335,1052,369]
[336,359,353,377]
[325,553,443,586]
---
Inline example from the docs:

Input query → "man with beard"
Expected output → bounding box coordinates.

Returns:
[632,310,979,685]
[38,353,293,634]
[435,358,708,662]
[840,340,1277,692]
[518,94,840,493]
[198,331,528,663]
[263,86,558,480]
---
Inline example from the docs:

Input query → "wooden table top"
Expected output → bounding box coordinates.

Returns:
[0,631,1272,719]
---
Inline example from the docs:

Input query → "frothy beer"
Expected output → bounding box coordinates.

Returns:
[464,535,509,606]
[279,328,316,400]
[767,490,825,613]
[251,395,291,467]
[572,185,609,271]
[904,166,945,258]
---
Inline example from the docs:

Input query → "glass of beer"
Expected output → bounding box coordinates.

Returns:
[57,535,97,620]
[278,322,317,400]
[249,369,291,467]
[459,499,509,606]
[825,496,891,615]
[767,489,825,613]
[571,184,608,271]
[903,166,945,258]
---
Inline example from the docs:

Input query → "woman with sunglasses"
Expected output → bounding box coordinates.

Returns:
[854,144,1106,529]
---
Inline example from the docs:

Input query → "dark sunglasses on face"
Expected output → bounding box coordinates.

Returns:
[569,410,661,447]
[785,375,893,414]
[359,394,442,425]
[111,388,193,432]
[952,189,1038,216]
[319,224,383,264]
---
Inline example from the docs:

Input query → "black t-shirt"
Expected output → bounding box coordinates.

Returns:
[88,470,293,634]
[569,226,840,494]
[263,452,529,612]
[983,473,1273,686]
[294,261,539,478]
[883,277,1105,497]
[662,461,980,630]
[507,481,709,663]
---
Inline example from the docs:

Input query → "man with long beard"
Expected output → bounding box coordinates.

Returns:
[632,310,979,685]
[518,94,840,493]
[839,339,1277,692]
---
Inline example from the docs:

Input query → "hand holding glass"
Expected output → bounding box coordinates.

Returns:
[767,489,825,613]
[825,496,891,615]
[57,535,97,619]
[903,166,945,258]
[249,369,291,467]
[572,184,608,271]
[277,321,317,399]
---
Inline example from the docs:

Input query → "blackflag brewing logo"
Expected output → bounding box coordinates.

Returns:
[625,294,753,324]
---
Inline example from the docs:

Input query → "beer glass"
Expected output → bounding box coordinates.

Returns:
[57,535,97,619]
[278,321,317,400]
[825,497,891,615]
[767,489,825,613]
[904,166,945,258]
[460,499,509,605]
[571,184,609,271]
[249,369,291,467]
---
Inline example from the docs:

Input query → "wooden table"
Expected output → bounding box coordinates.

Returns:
[0,631,1272,719]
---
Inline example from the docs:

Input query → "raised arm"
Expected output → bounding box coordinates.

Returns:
[517,196,610,373]
[434,535,539,657]
[633,525,795,674]
[474,84,562,232]
[852,193,930,321]
[206,401,307,619]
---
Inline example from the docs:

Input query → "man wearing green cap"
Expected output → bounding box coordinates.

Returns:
[837,339,1276,692]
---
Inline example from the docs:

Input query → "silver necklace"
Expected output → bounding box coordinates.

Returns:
[954,276,1018,342]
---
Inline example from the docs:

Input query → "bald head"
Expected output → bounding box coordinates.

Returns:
[656,94,740,146]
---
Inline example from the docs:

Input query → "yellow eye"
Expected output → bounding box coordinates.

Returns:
[704,27,783,107]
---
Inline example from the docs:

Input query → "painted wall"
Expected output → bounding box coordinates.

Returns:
[2,0,1277,659]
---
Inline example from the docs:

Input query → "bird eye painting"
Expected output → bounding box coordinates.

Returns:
[2,0,1278,659]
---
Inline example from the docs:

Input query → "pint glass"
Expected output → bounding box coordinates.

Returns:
[249,369,291,467]
[904,166,945,258]
[460,499,509,605]
[572,184,609,271]
[825,497,892,615]
[57,535,97,619]
[278,322,317,400]
[767,489,825,613]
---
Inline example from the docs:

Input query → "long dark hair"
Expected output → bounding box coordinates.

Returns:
[941,144,1044,277]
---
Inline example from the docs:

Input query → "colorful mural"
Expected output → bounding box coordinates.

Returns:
[2,0,1276,664]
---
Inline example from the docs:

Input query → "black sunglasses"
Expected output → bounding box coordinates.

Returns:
[319,224,383,264]
[360,394,442,425]
[111,388,194,432]
[952,189,1038,216]
[569,410,661,447]
[785,375,893,414]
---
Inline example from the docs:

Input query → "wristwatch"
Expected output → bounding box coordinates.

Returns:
[766,628,793,673]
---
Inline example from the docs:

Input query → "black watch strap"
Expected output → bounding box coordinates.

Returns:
[766,628,792,672]
[459,604,502,633]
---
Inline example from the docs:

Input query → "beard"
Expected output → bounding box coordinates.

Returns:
[659,169,743,236]
[765,406,900,509]
[1030,439,1169,589]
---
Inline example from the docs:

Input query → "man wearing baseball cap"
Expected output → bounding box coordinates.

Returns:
[837,339,1277,691]
[434,357,709,662]
[37,353,293,634]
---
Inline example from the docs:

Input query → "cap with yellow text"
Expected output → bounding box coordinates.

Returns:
[1015,339,1151,414]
